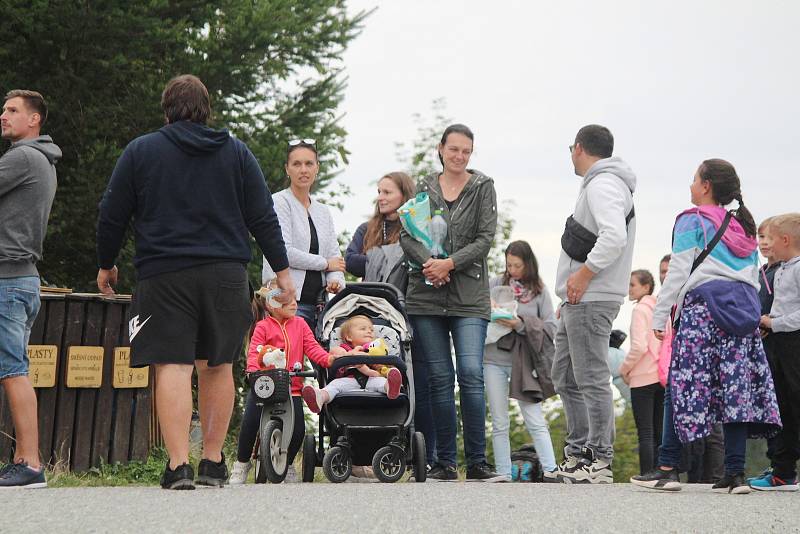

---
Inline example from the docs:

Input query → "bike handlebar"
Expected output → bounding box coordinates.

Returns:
[290,371,316,378]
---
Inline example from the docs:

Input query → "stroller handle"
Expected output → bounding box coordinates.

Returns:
[290,370,317,378]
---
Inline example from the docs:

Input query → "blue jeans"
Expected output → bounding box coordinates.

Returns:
[484,363,557,473]
[411,336,437,465]
[409,315,488,467]
[0,277,41,380]
[296,302,317,333]
[658,380,749,474]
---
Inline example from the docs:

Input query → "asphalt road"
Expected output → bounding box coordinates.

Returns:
[1,482,798,533]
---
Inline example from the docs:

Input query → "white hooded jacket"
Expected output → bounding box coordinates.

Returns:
[555,157,637,304]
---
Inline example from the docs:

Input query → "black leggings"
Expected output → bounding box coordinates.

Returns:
[630,382,664,475]
[236,391,304,464]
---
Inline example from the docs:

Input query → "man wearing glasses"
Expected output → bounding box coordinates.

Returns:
[553,124,637,484]
[96,74,294,490]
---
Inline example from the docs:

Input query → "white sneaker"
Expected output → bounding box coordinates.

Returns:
[228,461,251,485]
[285,465,299,483]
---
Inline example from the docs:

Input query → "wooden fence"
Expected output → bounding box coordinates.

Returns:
[0,293,155,472]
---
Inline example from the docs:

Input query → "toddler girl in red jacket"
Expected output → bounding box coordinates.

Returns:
[229,283,336,484]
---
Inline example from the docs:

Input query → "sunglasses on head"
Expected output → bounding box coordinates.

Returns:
[288,138,316,146]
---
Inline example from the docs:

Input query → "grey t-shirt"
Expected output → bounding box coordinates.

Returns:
[483,276,558,366]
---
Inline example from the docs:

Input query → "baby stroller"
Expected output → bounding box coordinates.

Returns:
[302,282,426,483]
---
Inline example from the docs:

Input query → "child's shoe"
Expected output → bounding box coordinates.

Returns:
[386,368,402,399]
[284,465,299,483]
[749,473,799,492]
[712,472,751,494]
[302,385,323,414]
[228,461,251,485]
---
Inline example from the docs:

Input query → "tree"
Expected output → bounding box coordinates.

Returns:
[0,1,370,291]
[395,98,515,276]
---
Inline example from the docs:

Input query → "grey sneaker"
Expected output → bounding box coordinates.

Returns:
[228,461,251,485]
[284,465,299,483]
[0,462,47,489]
[561,449,613,484]
[556,455,582,483]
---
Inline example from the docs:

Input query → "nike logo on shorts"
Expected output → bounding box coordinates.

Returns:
[129,314,152,341]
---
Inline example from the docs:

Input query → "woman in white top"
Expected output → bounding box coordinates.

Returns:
[262,139,345,330]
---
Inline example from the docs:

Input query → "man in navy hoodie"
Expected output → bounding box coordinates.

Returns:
[96,75,294,490]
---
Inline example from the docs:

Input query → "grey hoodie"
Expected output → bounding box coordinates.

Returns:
[0,135,60,278]
[555,157,637,304]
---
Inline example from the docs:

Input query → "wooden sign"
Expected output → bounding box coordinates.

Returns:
[112,347,149,388]
[27,345,58,388]
[66,346,104,388]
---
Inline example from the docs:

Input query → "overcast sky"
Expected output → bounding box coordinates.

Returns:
[326,0,800,335]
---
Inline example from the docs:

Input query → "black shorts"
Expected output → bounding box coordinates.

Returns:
[128,262,252,368]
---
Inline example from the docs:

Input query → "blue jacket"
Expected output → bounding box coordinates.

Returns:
[97,121,288,279]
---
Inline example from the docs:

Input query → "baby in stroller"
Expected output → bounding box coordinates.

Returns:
[302,315,402,413]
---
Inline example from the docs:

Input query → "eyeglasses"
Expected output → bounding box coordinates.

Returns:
[288,138,315,146]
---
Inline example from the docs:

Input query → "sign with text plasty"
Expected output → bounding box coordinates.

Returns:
[27,345,58,388]
[113,347,149,388]
[66,346,104,388]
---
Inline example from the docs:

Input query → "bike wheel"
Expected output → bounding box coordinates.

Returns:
[260,419,288,483]
[302,434,316,483]
[322,446,352,483]
[372,445,406,483]
[412,432,427,483]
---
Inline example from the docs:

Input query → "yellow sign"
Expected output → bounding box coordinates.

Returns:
[66,346,104,388]
[27,345,58,388]
[113,347,149,388]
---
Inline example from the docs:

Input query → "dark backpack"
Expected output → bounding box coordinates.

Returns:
[510,444,542,482]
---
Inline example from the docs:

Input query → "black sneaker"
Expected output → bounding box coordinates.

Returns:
[427,463,458,482]
[0,462,47,489]
[466,462,508,483]
[197,453,228,487]
[631,468,681,491]
[712,472,751,495]
[160,462,195,490]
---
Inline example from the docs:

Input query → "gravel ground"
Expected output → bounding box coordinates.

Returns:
[1,482,798,533]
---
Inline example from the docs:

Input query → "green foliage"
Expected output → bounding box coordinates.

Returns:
[1,1,370,292]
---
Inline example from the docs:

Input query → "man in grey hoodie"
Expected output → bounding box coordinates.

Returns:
[553,125,636,484]
[0,90,59,488]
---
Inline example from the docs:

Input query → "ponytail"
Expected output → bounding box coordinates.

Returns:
[698,158,757,238]
[733,197,757,238]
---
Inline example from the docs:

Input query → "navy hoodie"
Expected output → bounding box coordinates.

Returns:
[97,121,288,279]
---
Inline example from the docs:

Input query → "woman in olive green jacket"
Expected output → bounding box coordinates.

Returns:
[400,124,502,482]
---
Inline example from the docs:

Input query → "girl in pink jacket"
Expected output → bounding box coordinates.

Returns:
[620,269,664,475]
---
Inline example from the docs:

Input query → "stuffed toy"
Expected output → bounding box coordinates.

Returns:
[257,345,286,370]
[359,338,390,377]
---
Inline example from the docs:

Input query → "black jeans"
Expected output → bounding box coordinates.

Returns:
[769,331,800,479]
[237,391,304,465]
[630,382,664,474]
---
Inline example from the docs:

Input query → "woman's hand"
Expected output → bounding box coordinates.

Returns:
[422,258,454,285]
[495,317,520,329]
[330,346,347,357]
[654,329,664,341]
[621,372,631,386]
[760,314,773,329]
[326,281,342,294]
[326,256,345,272]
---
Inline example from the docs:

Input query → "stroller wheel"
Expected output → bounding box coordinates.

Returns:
[323,446,352,483]
[261,419,288,483]
[302,434,316,482]
[372,445,406,483]
[412,432,427,483]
